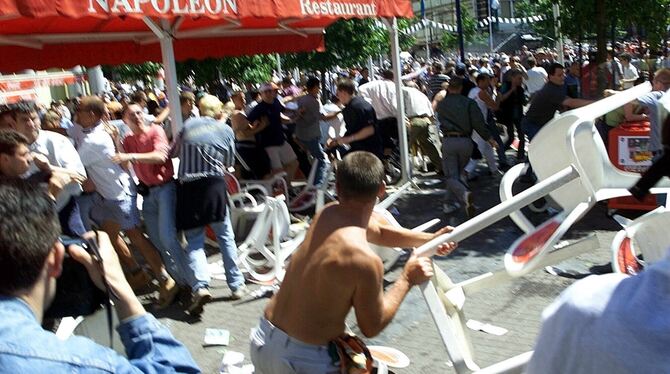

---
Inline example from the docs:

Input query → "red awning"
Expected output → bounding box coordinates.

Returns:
[0,0,413,72]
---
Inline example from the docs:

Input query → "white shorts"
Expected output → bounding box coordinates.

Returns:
[265,142,297,170]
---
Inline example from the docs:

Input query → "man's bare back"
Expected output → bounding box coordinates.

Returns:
[265,203,379,345]
[265,203,456,345]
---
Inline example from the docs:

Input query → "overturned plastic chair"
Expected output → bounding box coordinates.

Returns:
[611,207,670,275]
[499,82,670,276]
[406,84,670,373]
[235,196,307,284]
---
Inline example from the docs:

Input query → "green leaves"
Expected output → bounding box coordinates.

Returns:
[282,18,415,71]
[439,7,478,50]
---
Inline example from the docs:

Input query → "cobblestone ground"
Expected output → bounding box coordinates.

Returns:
[151,167,628,374]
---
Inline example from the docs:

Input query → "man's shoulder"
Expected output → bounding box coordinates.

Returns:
[638,91,663,105]
[37,129,72,147]
[545,273,628,320]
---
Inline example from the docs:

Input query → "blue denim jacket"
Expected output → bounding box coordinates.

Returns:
[0,296,201,373]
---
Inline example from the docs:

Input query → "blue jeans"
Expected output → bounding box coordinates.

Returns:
[299,136,329,186]
[184,208,245,291]
[142,181,199,290]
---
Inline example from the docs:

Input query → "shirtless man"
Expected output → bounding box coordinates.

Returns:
[250,151,457,373]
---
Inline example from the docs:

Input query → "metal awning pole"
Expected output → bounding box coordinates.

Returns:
[386,17,411,184]
[144,17,183,139]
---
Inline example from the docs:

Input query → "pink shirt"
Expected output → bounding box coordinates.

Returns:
[122,124,174,186]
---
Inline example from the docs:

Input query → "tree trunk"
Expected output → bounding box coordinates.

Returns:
[595,0,608,98]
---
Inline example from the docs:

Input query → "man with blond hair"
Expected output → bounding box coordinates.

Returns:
[172,94,247,306]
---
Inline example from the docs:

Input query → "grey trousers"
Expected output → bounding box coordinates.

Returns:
[409,117,443,174]
[250,317,339,374]
[441,137,473,204]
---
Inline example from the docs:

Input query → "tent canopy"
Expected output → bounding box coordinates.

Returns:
[0,0,413,71]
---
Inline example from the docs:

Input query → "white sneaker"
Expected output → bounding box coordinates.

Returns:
[187,288,212,316]
[230,284,250,300]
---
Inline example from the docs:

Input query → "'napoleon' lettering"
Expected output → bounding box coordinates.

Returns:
[88,0,238,15]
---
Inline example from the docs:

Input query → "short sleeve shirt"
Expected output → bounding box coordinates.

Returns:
[294,94,323,141]
[122,125,174,186]
[247,98,286,147]
[525,82,567,126]
[74,123,133,200]
[342,96,383,158]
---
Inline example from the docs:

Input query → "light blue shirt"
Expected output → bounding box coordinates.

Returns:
[528,248,670,374]
[637,91,666,152]
[0,296,200,373]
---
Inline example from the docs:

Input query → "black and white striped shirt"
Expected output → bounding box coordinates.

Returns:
[173,116,236,182]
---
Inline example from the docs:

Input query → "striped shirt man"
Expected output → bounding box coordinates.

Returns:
[172,116,235,182]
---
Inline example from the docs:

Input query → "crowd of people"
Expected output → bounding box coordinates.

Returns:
[1,38,670,372]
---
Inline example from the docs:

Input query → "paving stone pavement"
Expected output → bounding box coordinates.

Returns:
[149,168,632,374]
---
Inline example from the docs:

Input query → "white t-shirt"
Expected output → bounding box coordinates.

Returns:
[403,86,434,118]
[468,87,489,119]
[622,64,639,89]
[27,130,86,210]
[319,102,345,145]
[526,67,548,95]
[73,123,133,200]
[358,80,398,120]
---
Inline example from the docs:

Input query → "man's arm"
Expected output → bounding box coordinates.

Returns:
[322,111,341,121]
[562,97,593,109]
[352,251,434,338]
[112,127,170,165]
[367,211,458,250]
[55,135,87,179]
[624,102,648,122]
[153,107,170,124]
[339,125,374,145]
[478,89,499,111]
[432,90,446,111]
[69,231,201,373]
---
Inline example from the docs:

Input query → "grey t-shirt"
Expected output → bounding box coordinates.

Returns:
[525,82,566,126]
[293,94,322,141]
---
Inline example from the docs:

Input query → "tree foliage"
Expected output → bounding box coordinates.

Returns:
[102,62,162,84]
[515,0,670,62]
[176,55,276,86]
[282,18,415,72]
[104,54,276,88]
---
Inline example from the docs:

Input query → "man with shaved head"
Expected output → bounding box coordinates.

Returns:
[251,151,458,373]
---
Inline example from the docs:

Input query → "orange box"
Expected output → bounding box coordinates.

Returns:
[607,122,658,211]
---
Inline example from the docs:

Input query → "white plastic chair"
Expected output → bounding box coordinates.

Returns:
[235,196,307,283]
[611,207,670,274]
[500,83,670,276]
